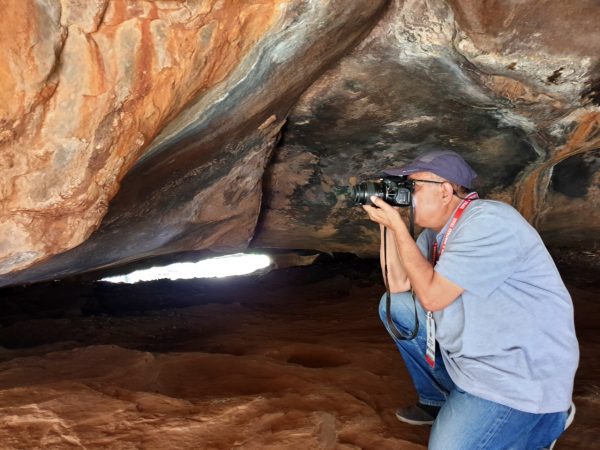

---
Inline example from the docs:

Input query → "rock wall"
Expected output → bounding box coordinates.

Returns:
[253,0,600,255]
[0,0,285,275]
[0,0,599,286]
[0,0,388,285]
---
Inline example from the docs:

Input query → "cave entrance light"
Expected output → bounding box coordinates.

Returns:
[101,253,271,284]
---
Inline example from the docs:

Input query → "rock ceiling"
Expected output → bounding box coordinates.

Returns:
[1,0,599,286]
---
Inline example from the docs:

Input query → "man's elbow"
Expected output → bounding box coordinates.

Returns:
[418,290,463,312]
[388,278,411,293]
[419,298,445,312]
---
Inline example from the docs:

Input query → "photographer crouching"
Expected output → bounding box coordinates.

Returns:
[356,149,579,449]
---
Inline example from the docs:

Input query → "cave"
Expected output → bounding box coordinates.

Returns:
[0,1,598,448]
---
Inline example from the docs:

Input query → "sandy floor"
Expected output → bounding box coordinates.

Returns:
[0,259,597,449]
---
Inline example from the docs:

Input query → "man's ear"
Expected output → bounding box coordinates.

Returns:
[441,182,454,204]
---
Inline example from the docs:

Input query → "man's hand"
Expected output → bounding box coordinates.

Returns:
[363,195,464,311]
[362,196,407,232]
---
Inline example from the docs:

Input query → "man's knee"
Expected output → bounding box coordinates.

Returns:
[378,291,418,332]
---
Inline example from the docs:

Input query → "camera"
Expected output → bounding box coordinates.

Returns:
[351,176,413,207]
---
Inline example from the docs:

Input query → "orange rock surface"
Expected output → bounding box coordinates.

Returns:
[0,264,596,448]
[0,0,281,275]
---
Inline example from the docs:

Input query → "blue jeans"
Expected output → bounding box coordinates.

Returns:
[379,292,569,449]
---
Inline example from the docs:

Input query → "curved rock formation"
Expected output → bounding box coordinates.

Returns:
[0,0,388,284]
[1,0,599,286]
[1,0,285,274]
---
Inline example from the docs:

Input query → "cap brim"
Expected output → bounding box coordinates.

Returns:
[383,163,427,176]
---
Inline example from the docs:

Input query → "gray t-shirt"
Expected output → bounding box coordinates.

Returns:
[416,199,579,414]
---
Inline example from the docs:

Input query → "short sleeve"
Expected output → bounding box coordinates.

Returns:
[416,229,435,260]
[434,212,524,298]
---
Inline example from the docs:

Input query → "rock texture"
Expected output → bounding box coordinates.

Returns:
[254,0,600,255]
[0,0,388,285]
[0,0,282,273]
[0,262,597,448]
[1,0,599,285]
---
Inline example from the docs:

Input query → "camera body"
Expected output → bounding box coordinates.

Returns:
[351,176,413,207]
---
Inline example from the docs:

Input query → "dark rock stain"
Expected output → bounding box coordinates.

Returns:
[581,64,600,106]
[551,149,600,198]
[547,67,564,84]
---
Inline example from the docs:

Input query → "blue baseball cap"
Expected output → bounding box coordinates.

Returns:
[383,150,478,189]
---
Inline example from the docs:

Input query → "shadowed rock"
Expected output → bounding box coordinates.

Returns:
[253,0,600,256]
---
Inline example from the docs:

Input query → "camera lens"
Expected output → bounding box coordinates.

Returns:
[351,181,382,205]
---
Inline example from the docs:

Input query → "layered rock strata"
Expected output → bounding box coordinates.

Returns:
[0,0,388,284]
[1,0,599,285]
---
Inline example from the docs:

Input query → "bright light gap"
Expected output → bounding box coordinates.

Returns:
[101,253,271,284]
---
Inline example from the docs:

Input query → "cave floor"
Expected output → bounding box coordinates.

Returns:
[0,260,597,449]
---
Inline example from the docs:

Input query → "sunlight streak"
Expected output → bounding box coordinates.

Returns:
[101,253,271,283]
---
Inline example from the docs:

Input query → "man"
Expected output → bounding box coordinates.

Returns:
[362,149,579,449]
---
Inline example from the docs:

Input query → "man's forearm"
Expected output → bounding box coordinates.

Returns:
[380,224,410,292]
[393,226,462,311]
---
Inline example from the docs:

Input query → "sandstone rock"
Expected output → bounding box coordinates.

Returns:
[0,0,387,284]
[0,0,599,285]
[0,265,597,448]
[1,0,288,275]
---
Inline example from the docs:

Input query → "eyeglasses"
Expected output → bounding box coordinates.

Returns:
[409,179,470,199]
[409,179,446,187]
